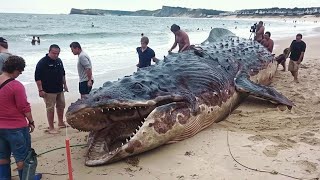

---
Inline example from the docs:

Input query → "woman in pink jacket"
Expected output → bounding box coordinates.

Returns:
[0,55,35,180]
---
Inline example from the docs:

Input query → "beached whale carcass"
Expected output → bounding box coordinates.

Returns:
[66,28,293,166]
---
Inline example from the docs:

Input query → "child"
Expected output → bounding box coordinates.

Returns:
[136,36,159,68]
[275,48,290,71]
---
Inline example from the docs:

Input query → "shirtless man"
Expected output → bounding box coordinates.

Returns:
[168,24,190,53]
[260,31,274,53]
[254,21,265,43]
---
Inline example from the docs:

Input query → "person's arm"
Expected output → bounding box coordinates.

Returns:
[85,69,93,87]
[34,61,45,97]
[169,36,178,52]
[257,26,264,34]
[268,40,274,53]
[14,83,35,132]
[179,34,190,52]
[297,43,306,64]
[60,60,69,92]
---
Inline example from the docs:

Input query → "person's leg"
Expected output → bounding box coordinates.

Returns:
[8,127,31,179]
[44,93,58,133]
[0,131,11,180]
[56,92,66,127]
[79,81,90,99]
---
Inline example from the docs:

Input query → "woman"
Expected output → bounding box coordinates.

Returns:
[0,55,35,180]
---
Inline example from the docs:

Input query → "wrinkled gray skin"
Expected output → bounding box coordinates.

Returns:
[66,28,293,166]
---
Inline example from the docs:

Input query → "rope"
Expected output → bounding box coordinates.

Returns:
[227,131,318,180]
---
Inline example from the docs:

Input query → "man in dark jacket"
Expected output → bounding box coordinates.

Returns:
[35,44,68,134]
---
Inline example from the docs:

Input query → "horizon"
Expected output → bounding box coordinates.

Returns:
[1,0,320,14]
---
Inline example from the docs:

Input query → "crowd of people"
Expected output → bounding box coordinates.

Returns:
[0,22,306,179]
[254,21,306,83]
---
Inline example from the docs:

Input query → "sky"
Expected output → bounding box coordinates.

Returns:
[1,0,320,14]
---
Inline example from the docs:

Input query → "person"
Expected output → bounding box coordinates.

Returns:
[254,21,265,43]
[0,37,11,75]
[70,42,94,99]
[260,31,274,53]
[275,48,290,71]
[141,33,144,37]
[168,24,190,53]
[91,22,94,28]
[31,36,36,45]
[136,36,158,69]
[0,55,35,180]
[35,44,68,134]
[287,33,306,83]
[37,37,40,45]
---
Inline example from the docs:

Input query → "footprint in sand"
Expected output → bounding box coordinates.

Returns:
[296,160,318,173]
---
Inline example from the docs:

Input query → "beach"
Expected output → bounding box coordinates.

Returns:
[8,16,320,180]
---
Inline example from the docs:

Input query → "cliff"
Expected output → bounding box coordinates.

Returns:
[69,6,226,17]
[70,6,320,17]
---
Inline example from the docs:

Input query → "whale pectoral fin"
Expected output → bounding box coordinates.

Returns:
[235,77,294,107]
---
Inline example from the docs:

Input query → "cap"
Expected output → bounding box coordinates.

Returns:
[0,37,7,43]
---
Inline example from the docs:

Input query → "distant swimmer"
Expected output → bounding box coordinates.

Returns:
[31,36,36,45]
[37,37,40,45]
[141,33,144,37]
[91,22,94,28]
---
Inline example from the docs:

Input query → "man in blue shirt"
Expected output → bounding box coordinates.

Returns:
[136,36,158,68]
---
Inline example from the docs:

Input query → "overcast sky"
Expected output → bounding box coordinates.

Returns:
[1,0,320,14]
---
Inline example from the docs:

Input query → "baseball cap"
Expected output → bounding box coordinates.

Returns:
[0,37,8,43]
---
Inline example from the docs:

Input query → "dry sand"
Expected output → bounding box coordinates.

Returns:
[11,23,320,180]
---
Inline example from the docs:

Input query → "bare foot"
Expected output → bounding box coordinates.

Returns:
[44,129,59,134]
[58,123,68,128]
[294,79,299,83]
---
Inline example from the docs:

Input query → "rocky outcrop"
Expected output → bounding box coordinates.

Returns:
[69,6,225,18]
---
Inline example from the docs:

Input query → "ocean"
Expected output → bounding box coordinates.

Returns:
[0,13,318,102]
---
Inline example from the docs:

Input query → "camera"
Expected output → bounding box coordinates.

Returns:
[250,23,257,33]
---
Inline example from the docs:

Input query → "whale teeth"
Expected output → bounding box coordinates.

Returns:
[121,143,124,146]
[135,129,138,133]
[92,111,96,114]
[82,115,84,118]
[126,139,129,142]
[101,109,104,112]
[87,113,90,116]
[109,152,112,155]
[124,108,126,110]
[138,126,141,129]
[113,108,116,110]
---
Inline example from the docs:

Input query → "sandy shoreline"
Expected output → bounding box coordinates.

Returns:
[11,18,320,179]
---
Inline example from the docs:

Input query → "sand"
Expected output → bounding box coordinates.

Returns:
[10,20,320,180]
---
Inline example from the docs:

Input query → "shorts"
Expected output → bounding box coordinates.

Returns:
[0,127,31,162]
[43,92,65,112]
[79,80,93,95]
[288,60,299,72]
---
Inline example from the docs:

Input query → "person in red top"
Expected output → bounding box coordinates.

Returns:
[0,56,35,180]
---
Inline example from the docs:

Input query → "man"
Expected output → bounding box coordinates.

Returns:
[168,24,190,53]
[0,37,11,74]
[288,33,306,83]
[136,36,158,69]
[70,42,93,99]
[260,31,274,53]
[254,21,265,43]
[35,44,68,134]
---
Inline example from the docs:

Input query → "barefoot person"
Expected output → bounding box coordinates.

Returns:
[70,42,94,99]
[35,44,68,134]
[0,56,35,179]
[136,36,158,69]
[288,33,306,83]
[168,24,190,53]
[254,21,265,43]
[260,31,274,53]
[275,48,290,71]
